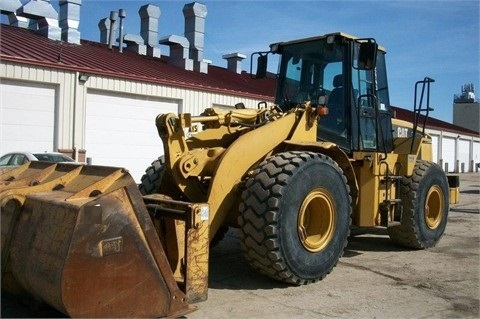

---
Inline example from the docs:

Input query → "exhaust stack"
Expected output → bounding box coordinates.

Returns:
[118,8,126,53]
[139,4,161,58]
[108,10,118,49]
[59,0,81,44]
[183,2,208,73]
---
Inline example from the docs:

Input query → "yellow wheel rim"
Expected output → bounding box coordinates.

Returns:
[297,188,336,252]
[424,185,444,229]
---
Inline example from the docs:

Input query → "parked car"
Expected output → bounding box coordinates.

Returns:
[0,151,76,167]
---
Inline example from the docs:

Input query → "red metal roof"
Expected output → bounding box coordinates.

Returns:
[0,24,276,100]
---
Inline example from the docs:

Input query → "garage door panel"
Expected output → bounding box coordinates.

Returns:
[0,81,55,155]
[87,128,159,145]
[441,137,456,172]
[86,91,178,182]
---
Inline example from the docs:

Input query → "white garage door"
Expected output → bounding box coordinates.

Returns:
[474,141,480,168]
[458,139,470,172]
[85,91,179,182]
[441,137,456,172]
[0,81,56,155]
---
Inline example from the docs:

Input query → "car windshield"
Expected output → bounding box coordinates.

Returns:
[33,153,75,163]
[0,154,13,166]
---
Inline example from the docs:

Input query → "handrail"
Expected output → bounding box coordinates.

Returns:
[411,77,435,153]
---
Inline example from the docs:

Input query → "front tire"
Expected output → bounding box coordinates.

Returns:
[139,155,228,247]
[139,156,165,195]
[388,160,449,249]
[238,151,351,285]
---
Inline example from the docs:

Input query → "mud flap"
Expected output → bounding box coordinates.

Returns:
[0,162,193,318]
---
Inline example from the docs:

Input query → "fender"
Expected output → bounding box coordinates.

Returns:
[281,140,359,207]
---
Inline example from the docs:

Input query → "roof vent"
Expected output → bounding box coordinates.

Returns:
[124,34,147,55]
[98,17,110,44]
[0,0,30,28]
[122,4,161,57]
[118,9,126,53]
[107,10,118,49]
[183,2,208,73]
[159,35,193,71]
[17,0,61,41]
[139,4,161,58]
[222,52,246,74]
[59,0,81,44]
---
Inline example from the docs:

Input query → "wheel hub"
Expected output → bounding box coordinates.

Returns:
[424,185,444,229]
[297,188,336,252]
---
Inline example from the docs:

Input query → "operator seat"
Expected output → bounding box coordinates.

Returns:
[322,74,345,133]
[328,74,344,111]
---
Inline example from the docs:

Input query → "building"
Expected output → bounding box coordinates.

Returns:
[453,83,480,133]
[0,1,275,181]
[393,107,479,173]
[1,0,478,181]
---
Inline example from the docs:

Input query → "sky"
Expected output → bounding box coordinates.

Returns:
[20,0,480,123]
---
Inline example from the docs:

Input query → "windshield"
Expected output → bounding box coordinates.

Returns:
[34,153,75,163]
[275,38,344,111]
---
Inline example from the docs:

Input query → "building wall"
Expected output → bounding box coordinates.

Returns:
[453,102,480,133]
[1,61,271,180]
[2,60,479,176]
[1,60,269,155]
[427,128,480,173]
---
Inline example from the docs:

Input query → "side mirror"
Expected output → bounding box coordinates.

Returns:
[357,40,378,70]
[255,54,268,79]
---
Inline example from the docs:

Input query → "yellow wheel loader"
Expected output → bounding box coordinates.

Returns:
[1,33,459,317]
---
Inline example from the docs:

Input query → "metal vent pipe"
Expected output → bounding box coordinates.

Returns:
[183,2,208,73]
[108,10,118,49]
[139,4,161,57]
[0,0,30,28]
[59,0,82,44]
[118,8,126,53]
[98,18,110,44]
[17,0,61,41]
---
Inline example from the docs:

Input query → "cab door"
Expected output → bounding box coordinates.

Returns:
[351,42,393,153]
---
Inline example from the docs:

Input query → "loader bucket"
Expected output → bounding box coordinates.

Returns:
[0,162,193,318]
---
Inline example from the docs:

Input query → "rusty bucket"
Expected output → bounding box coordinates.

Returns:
[1,162,193,317]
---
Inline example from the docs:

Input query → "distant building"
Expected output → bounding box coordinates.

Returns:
[453,83,480,133]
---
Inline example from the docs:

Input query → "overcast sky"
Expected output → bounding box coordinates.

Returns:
[42,1,480,123]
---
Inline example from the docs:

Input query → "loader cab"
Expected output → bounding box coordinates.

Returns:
[269,33,394,154]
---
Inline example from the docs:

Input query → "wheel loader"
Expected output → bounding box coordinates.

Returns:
[1,32,459,317]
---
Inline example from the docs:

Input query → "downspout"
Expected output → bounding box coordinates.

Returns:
[72,71,79,161]
[73,71,88,162]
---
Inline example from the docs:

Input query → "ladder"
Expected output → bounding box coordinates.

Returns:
[379,161,403,227]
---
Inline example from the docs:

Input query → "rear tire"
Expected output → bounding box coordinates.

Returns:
[388,160,449,249]
[238,151,351,284]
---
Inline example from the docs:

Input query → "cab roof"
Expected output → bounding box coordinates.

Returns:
[270,32,387,52]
